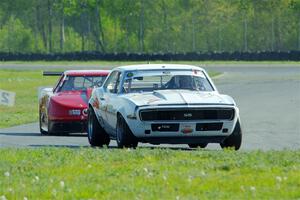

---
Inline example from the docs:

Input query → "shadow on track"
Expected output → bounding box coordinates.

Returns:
[0,132,40,136]
[42,133,87,137]
[28,144,208,151]
[0,132,87,137]
[29,144,90,148]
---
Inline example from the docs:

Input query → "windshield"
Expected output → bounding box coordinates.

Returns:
[59,75,107,91]
[122,70,214,93]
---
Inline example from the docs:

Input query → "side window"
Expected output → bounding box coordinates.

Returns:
[104,71,121,94]
[194,76,214,91]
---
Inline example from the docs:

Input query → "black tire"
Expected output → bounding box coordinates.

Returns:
[116,115,138,148]
[220,120,242,150]
[39,110,48,135]
[87,107,110,147]
[188,143,208,149]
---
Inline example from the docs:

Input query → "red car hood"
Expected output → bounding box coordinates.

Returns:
[51,90,92,108]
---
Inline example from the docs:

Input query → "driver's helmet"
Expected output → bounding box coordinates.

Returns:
[178,75,193,89]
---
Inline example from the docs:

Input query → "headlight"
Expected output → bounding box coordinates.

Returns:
[82,108,88,116]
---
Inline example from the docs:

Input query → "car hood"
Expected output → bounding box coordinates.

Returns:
[51,91,90,108]
[123,90,234,107]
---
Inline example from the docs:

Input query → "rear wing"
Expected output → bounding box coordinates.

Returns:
[43,71,63,76]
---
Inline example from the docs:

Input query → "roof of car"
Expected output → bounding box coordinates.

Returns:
[64,70,110,76]
[114,64,204,71]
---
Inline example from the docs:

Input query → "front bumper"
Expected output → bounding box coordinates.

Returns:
[139,136,227,144]
[128,120,235,137]
[125,104,239,143]
[49,120,87,133]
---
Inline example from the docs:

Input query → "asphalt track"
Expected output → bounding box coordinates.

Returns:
[0,63,300,150]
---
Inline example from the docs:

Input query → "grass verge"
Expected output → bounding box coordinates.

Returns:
[0,148,299,199]
[0,70,57,128]
[0,69,221,128]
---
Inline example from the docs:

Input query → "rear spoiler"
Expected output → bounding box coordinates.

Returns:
[43,71,63,76]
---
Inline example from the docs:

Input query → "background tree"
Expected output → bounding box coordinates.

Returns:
[0,0,298,53]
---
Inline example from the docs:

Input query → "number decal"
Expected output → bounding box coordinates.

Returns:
[1,92,9,104]
[0,90,16,106]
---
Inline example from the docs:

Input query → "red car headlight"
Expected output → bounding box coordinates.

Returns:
[82,108,88,116]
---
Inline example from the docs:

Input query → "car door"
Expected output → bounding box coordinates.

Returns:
[100,71,121,135]
[106,72,123,133]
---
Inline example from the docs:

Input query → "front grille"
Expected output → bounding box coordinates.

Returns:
[140,108,234,121]
[196,123,223,131]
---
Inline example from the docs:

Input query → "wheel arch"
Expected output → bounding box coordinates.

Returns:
[116,111,139,144]
[116,111,125,124]
[116,111,133,133]
[116,105,131,124]
[88,103,102,125]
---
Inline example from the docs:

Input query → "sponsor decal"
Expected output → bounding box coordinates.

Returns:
[0,89,16,107]
[158,125,171,130]
[126,72,134,77]
[92,97,100,109]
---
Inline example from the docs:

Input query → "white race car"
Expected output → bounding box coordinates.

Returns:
[88,64,242,150]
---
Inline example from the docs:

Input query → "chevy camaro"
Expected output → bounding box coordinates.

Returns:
[39,70,110,135]
[88,64,242,150]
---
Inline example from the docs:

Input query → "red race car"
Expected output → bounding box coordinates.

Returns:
[39,70,110,135]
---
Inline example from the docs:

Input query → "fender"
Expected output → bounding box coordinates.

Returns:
[89,103,105,128]
[116,111,136,135]
[220,94,236,106]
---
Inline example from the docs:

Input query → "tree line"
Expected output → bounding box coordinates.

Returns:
[0,0,300,53]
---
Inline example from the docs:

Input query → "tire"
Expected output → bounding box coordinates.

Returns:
[39,110,48,135]
[87,107,110,147]
[220,120,242,150]
[116,115,138,148]
[188,143,208,149]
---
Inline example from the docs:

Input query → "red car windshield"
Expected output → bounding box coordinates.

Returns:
[59,75,107,91]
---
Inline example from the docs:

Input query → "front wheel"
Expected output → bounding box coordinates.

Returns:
[87,107,110,147]
[220,120,242,150]
[116,115,138,148]
[39,110,48,135]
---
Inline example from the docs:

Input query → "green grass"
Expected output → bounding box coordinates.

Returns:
[0,69,221,128]
[0,148,299,199]
[0,70,57,128]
